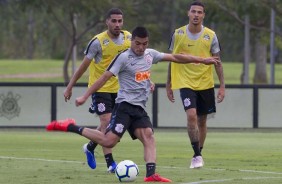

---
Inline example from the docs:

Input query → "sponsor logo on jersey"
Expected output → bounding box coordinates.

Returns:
[135,71,151,82]
[128,55,134,61]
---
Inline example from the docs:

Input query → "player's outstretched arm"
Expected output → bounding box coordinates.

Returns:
[162,53,220,65]
[64,57,91,102]
[75,71,113,106]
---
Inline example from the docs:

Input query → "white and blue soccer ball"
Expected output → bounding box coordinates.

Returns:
[115,160,139,182]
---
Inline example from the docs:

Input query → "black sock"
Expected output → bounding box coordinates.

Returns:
[146,163,156,177]
[105,153,114,168]
[200,146,203,154]
[87,141,97,153]
[67,124,84,135]
[191,142,201,157]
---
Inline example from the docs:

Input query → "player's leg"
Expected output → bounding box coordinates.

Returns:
[180,88,203,169]
[197,88,216,157]
[46,119,120,147]
[186,108,203,169]
[127,105,171,182]
[84,92,117,171]
[99,113,117,172]
[197,114,207,153]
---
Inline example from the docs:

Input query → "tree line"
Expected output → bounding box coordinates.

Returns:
[0,0,281,83]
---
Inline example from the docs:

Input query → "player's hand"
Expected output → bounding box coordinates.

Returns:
[166,83,175,103]
[217,87,225,103]
[64,88,72,102]
[75,96,87,106]
[203,56,220,65]
[150,80,155,93]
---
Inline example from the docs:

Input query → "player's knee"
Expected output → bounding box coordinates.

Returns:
[103,140,117,148]
[143,130,155,144]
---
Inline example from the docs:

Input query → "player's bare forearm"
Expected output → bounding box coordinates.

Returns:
[75,71,112,106]
[166,63,175,102]
[67,57,91,89]
[162,53,219,65]
[86,72,112,98]
[166,63,171,85]
[213,52,225,103]
[213,52,225,88]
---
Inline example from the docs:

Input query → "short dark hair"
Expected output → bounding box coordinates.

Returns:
[188,1,205,12]
[105,8,123,19]
[132,26,149,39]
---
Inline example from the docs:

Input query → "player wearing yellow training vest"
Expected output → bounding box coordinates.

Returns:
[63,8,131,173]
[88,30,131,92]
[166,1,225,169]
[170,26,215,90]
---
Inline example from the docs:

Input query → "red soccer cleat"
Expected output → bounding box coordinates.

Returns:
[144,173,172,182]
[46,118,76,132]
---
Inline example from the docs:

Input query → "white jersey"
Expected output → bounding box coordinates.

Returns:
[107,48,164,109]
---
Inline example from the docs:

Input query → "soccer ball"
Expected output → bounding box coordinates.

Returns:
[115,160,139,182]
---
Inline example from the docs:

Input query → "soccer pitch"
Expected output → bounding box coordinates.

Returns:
[0,129,281,184]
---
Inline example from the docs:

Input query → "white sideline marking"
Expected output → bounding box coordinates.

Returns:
[180,177,282,184]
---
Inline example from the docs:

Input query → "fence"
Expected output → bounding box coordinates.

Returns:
[0,83,281,128]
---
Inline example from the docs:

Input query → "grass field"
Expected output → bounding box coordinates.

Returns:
[1,59,282,84]
[0,129,282,184]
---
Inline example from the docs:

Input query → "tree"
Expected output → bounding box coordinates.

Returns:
[208,0,282,84]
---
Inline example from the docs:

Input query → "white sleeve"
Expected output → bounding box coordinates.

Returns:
[148,49,165,64]
[84,38,102,62]
[107,54,125,76]
[211,33,221,54]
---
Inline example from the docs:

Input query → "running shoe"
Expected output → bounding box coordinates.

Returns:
[107,161,117,173]
[189,156,204,169]
[83,143,96,169]
[46,118,75,132]
[144,173,172,182]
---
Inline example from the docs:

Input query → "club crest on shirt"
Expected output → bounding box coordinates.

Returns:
[203,34,210,41]
[103,39,110,45]
[177,30,184,35]
[144,54,153,65]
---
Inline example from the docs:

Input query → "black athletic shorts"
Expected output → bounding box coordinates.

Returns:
[105,102,153,140]
[179,88,216,115]
[89,92,117,115]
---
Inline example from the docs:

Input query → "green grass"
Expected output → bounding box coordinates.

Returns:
[0,129,281,184]
[1,59,282,84]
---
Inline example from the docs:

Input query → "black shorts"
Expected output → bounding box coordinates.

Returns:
[89,92,117,115]
[179,88,216,115]
[105,102,153,140]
